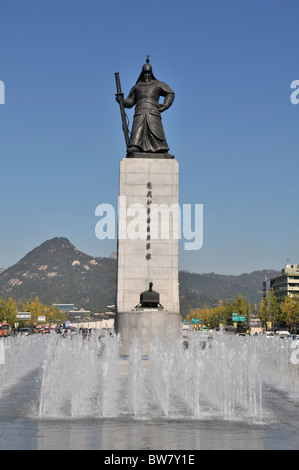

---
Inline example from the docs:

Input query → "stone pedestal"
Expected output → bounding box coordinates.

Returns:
[115,310,181,357]
[116,157,181,355]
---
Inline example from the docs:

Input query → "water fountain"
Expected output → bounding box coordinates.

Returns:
[35,332,299,423]
[0,332,299,449]
[0,335,46,395]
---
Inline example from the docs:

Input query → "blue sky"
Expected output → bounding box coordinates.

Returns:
[0,0,298,275]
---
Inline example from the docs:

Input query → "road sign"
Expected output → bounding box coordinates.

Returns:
[16,312,31,320]
[232,315,246,322]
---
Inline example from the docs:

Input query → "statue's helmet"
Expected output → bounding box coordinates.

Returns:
[136,56,157,83]
[142,60,152,73]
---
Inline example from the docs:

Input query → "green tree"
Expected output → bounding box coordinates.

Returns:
[18,299,31,313]
[223,301,234,326]
[0,294,17,324]
[293,296,299,332]
[29,297,43,324]
[5,297,17,324]
[259,297,269,328]
[234,293,248,316]
[280,296,299,332]
[0,293,6,322]
[45,304,66,324]
[269,288,281,327]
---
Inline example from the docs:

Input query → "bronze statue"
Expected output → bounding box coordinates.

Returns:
[115,58,175,158]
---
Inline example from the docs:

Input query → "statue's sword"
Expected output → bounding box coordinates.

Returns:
[114,73,130,148]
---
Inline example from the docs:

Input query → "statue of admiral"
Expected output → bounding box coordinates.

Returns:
[116,57,175,157]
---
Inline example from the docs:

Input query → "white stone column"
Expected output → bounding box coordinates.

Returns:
[116,158,181,355]
[117,158,180,313]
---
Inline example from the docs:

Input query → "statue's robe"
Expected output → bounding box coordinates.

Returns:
[123,80,175,154]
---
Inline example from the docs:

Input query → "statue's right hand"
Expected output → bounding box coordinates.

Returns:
[115,94,123,103]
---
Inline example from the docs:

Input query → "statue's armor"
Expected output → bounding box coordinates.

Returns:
[124,80,175,153]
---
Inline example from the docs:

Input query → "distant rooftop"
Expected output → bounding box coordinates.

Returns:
[52,304,77,311]
[281,263,299,274]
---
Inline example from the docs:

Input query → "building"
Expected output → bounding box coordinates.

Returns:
[263,263,299,302]
[249,316,263,335]
[67,308,91,322]
[68,318,114,330]
[52,304,76,314]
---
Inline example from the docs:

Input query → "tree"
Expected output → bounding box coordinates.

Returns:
[293,296,299,332]
[0,293,6,322]
[269,288,281,327]
[213,299,226,328]
[221,301,233,326]
[280,296,299,332]
[29,297,43,324]
[5,297,17,324]
[259,297,269,328]
[0,294,17,324]
[234,294,248,316]
[259,289,280,330]
[45,304,66,324]
[18,299,31,313]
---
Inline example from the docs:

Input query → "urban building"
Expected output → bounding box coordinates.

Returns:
[263,263,299,302]
[68,308,91,322]
[52,304,76,314]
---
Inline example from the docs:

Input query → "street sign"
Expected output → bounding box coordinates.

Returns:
[191,318,200,324]
[232,315,246,322]
[16,312,31,320]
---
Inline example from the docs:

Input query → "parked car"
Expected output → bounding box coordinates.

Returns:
[265,331,274,338]
[277,330,290,338]
[19,327,31,336]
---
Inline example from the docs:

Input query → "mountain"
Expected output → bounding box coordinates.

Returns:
[0,237,117,312]
[0,237,279,314]
[178,269,279,314]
